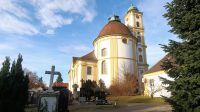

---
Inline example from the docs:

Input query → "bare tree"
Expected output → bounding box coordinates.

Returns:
[109,64,139,96]
[148,79,162,98]
[24,68,46,89]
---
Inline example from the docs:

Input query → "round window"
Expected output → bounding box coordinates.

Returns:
[122,38,128,44]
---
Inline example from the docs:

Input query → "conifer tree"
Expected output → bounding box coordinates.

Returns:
[0,57,10,77]
[161,0,200,111]
[99,79,106,91]
[12,54,29,112]
[0,54,29,112]
[56,74,63,83]
[0,57,10,111]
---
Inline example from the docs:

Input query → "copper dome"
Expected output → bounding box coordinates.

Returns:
[98,18,133,37]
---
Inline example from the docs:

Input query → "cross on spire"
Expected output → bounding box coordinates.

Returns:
[131,0,135,6]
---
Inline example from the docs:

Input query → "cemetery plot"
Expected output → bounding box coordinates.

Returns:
[38,92,59,112]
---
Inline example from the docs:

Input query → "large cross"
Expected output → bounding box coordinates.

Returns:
[45,65,61,90]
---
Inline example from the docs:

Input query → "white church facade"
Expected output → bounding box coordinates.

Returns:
[68,4,148,92]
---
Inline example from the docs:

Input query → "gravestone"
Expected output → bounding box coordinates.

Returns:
[58,89,69,112]
[38,91,59,112]
[38,65,69,112]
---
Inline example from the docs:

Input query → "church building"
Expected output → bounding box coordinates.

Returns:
[143,55,172,97]
[68,4,148,92]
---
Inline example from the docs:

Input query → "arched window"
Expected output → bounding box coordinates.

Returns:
[87,66,92,75]
[149,79,155,87]
[101,48,107,57]
[137,36,141,43]
[139,55,143,63]
[101,61,107,74]
[136,22,140,27]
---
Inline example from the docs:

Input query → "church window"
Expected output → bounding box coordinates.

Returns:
[139,55,143,63]
[139,70,144,75]
[136,22,140,27]
[137,36,141,43]
[149,79,155,87]
[136,15,140,19]
[102,48,107,57]
[138,48,142,52]
[87,66,92,75]
[122,38,128,44]
[101,61,107,74]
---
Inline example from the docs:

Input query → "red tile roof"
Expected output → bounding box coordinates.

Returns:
[145,54,173,74]
[98,20,133,37]
[80,51,97,61]
[72,51,97,64]
[53,82,68,88]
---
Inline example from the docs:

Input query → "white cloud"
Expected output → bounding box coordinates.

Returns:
[0,43,15,51]
[58,44,91,53]
[0,0,96,35]
[0,59,4,68]
[46,29,55,35]
[0,59,3,62]
[0,0,29,19]
[0,36,34,53]
[31,0,96,29]
[0,13,39,35]
[0,0,39,35]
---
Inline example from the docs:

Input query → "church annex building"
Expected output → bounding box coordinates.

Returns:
[68,4,148,92]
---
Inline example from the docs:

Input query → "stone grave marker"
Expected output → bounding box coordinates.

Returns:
[38,65,69,112]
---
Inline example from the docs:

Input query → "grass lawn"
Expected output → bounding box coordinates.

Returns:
[70,96,168,112]
[107,96,167,105]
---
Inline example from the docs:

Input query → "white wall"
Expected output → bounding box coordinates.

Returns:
[94,36,137,88]
[118,59,134,78]
[145,73,171,97]
[117,38,133,58]
[125,14,134,27]
[94,38,111,87]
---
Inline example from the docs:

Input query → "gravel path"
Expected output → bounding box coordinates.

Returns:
[69,103,172,112]
[113,103,171,112]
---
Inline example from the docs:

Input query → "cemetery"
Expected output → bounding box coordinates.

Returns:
[0,0,199,112]
[0,56,170,112]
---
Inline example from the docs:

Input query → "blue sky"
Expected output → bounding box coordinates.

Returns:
[0,0,176,85]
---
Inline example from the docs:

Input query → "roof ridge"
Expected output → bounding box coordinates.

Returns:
[144,54,170,74]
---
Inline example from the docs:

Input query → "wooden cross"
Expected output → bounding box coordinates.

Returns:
[45,65,61,90]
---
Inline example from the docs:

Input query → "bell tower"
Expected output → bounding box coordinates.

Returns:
[125,4,148,92]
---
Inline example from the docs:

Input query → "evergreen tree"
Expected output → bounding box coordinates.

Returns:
[0,57,10,77]
[56,74,63,83]
[0,54,29,112]
[161,0,200,111]
[0,57,10,111]
[98,79,106,91]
